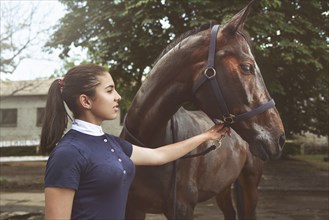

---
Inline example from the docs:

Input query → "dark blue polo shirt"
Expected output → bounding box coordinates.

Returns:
[44,129,135,220]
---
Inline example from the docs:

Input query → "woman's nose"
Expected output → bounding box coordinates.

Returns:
[116,91,121,101]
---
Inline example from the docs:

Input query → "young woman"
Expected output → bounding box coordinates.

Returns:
[40,63,229,220]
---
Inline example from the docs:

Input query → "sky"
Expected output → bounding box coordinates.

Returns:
[0,0,74,81]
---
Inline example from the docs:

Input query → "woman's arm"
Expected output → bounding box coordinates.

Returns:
[44,187,75,220]
[131,123,229,166]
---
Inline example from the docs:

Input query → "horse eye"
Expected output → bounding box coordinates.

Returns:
[240,64,254,75]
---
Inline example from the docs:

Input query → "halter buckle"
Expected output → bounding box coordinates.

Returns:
[223,114,236,124]
[204,67,216,79]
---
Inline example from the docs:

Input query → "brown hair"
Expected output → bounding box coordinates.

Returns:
[40,64,107,154]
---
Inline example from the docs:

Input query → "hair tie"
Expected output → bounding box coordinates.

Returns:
[58,79,64,88]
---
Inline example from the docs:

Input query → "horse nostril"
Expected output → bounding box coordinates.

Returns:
[279,133,286,150]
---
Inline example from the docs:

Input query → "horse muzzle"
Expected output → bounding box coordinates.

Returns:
[248,132,285,161]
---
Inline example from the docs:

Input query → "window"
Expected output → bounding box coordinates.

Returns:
[0,109,17,127]
[36,108,45,127]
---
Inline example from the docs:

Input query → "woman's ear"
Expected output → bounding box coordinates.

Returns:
[79,94,92,110]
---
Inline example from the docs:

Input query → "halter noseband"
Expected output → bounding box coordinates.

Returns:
[192,24,275,126]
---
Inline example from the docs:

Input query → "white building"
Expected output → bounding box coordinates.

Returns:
[0,79,123,148]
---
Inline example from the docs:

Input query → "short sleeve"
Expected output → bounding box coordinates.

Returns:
[110,135,133,157]
[44,144,86,190]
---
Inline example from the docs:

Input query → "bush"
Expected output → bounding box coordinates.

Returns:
[302,144,328,155]
[282,142,300,158]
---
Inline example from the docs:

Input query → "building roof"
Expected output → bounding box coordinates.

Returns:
[0,79,54,97]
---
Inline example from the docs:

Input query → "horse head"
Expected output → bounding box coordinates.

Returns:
[192,1,285,160]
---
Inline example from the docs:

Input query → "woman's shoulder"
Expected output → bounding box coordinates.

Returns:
[53,130,91,157]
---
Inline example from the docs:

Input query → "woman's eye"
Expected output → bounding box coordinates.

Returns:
[240,64,254,75]
[107,90,113,93]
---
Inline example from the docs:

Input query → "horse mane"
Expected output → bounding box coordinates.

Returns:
[153,23,212,65]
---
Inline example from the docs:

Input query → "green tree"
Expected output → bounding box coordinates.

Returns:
[248,0,328,137]
[46,0,328,137]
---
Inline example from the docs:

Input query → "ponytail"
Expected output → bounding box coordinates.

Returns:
[40,79,68,155]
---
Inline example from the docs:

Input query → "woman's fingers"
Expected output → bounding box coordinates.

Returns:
[214,123,229,133]
[208,123,230,139]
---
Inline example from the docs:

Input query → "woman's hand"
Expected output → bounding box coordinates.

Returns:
[205,123,230,140]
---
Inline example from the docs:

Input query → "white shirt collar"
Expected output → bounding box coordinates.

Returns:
[71,119,104,136]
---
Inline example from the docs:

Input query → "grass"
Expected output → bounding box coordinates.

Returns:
[292,154,329,171]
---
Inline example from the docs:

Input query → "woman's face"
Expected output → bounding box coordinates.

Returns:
[88,72,121,124]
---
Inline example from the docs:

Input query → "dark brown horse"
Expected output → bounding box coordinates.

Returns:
[121,1,285,219]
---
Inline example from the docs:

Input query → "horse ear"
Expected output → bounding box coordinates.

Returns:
[222,0,255,35]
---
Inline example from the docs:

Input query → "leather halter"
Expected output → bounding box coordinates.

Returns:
[192,24,275,126]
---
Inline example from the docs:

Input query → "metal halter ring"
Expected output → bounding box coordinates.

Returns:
[204,67,216,79]
[223,114,236,124]
[217,134,225,147]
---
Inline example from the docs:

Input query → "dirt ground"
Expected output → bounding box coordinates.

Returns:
[0,158,328,220]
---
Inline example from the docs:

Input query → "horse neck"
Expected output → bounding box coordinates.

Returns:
[126,57,194,146]
[123,32,210,146]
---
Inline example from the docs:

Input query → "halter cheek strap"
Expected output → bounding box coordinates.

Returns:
[193,24,275,126]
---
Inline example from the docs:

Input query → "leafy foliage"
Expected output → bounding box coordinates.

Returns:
[46,0,328,137]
